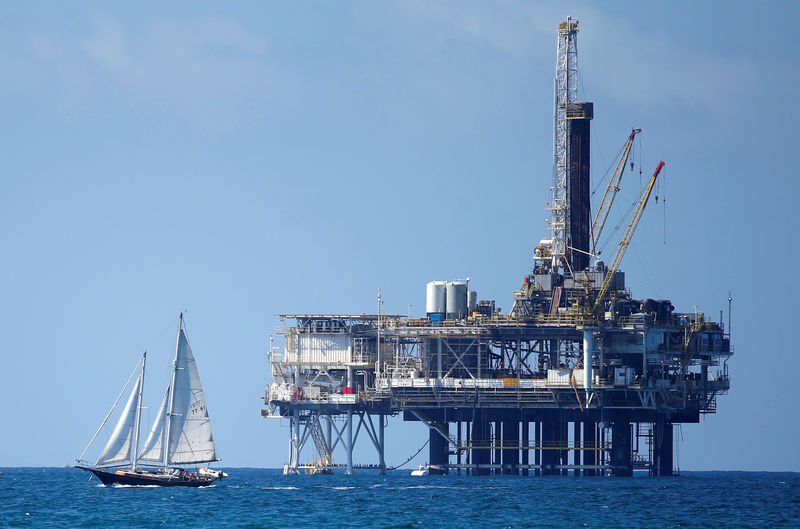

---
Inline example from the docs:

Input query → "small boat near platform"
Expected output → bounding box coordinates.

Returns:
[410,465,429,476]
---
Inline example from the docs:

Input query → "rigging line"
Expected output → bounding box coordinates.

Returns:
[590,121,609,195]
[77,355,144,463]
[662,166,667,245]
[630,243,659,299]
[387,438,430,470]
[596,197,638,255]
[637,133,644,187]
[638,130,643,171]
[591,141,626,197]
[596,162,657,255]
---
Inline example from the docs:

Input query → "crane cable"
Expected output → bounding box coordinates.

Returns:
[596,195,638,256]
[595,133,662,256]
[591,140,626,198]
[386,439,430,470]
[662,165,668,244]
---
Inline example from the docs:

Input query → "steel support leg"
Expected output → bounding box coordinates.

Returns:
[378,414,386,475]
[472,411,489,476]
[429,423,449,474]
[292,415,301,473]
[535,420,541,476]
[654,417,674,476]
[493,420,502,475]
[502,410,520,475]
[346,409,353,475]
[285,415,301,475]
[456,421,462,474]
[560,416,569,476]
[521,419,529,477]
[583,419,596,476]
[326,414,333,457]
[542,413,559,476]
[611,420,633,477]
[573,421,581,476]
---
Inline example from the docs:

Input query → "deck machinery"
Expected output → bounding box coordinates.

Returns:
[262,18,731,477]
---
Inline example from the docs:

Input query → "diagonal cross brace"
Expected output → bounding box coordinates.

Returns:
[411,409,459,449]
[442,339,477,380]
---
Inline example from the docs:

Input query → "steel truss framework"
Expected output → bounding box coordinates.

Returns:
[549,17,580,263]
[282,406,388,475]
[265,312,730,477]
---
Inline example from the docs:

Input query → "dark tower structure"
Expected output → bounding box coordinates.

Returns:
[567,101,593,271]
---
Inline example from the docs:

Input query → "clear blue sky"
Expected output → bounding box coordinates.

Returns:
[1,1,797,471]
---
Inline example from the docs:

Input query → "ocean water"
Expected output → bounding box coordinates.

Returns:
[1,468,798,528]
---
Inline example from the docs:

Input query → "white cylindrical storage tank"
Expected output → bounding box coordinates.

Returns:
[467,290,477,315]
[426,281,447,315]
[446,280,468,319]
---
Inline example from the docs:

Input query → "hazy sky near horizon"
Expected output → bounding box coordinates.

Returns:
[2,1,798,471]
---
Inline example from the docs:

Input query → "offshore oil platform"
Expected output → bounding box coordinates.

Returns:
[262,18,731,477]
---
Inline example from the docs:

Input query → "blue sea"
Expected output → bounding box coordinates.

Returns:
[1,468,798,528]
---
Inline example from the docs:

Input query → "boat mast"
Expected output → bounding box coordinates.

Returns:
[163,314,182,470]
[131,351,146,472]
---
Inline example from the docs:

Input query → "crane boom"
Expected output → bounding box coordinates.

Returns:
[593,161,665,313]
[591,128,641,255]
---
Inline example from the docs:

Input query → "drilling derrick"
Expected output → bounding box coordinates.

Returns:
[263,18,732,479]
[550,17,593,274]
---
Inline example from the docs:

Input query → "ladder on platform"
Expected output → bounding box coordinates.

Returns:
[310,416,333,466]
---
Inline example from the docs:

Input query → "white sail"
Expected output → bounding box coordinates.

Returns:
[138,387,169,462]
[95,371,142,467]
[166,327,218,465]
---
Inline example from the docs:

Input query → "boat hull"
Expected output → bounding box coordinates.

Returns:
[77,466,220,487]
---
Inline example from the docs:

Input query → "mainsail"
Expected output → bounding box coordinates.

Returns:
[95,370,142,467]
[166,327,218,464]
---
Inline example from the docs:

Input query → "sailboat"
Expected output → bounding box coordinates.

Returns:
[76,314,227,487]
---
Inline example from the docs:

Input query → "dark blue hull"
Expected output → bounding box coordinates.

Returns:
[77,466,218,487]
